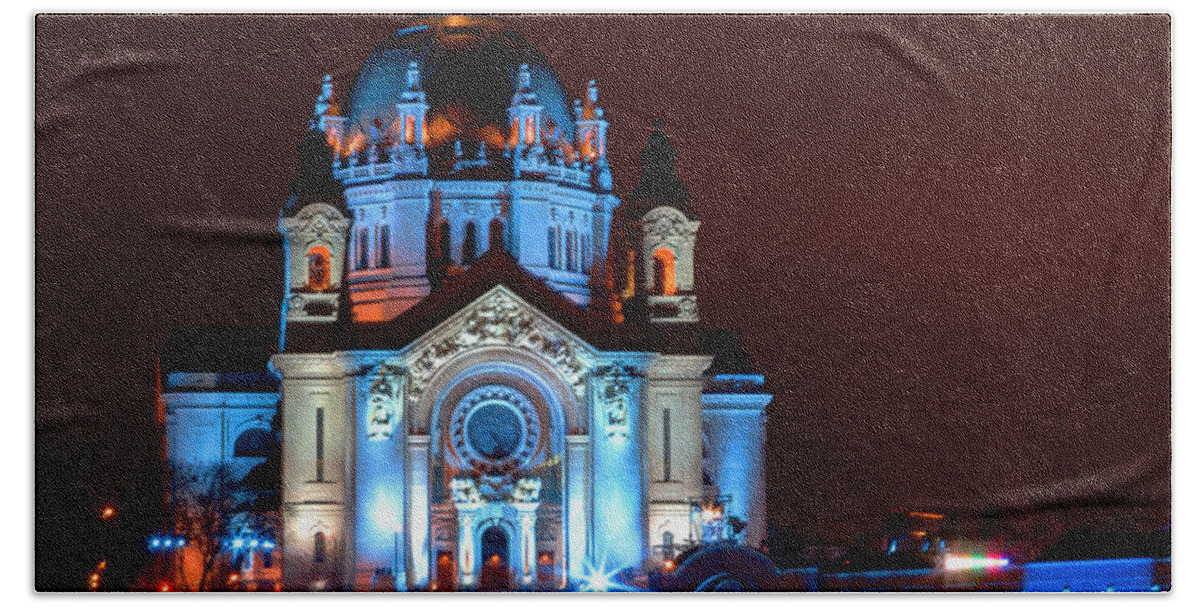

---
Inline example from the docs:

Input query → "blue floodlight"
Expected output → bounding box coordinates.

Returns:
[150,538,162,548]
[232,538,245,549]
[263,540,276,550]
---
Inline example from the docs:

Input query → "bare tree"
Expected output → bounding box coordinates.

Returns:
[170,463,236,590]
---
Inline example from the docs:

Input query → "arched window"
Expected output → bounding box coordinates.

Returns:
[462,222,478,265]
[233,427,273,458]
[510,118,519,148]
[404,114,416,145]
[313,532,327,563]
[581,234,590,273]
[306,246,331,291]
[438,220,451,267]
[524,116,535,145]
[547,228,557,268]
[584,131,596,160]
[566,231,575,271]
[556,226,564,270]
[377,225,391,268]
[652,248,678,296]
[356,228,370,270]
[488,218,505,251]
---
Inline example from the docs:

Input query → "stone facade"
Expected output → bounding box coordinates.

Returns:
[163,16,772,592]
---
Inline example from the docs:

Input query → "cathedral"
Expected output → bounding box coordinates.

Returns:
[162,16,771,591]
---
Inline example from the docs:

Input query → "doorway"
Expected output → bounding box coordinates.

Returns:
[478,525,511,591]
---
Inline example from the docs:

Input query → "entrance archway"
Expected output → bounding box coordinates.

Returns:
[479,526,511,591]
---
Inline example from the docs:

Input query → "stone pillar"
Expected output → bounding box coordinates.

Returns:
[644,355,712,549]
[514,503,539,587]
[565,434,590,581]
[455,504,480,588]
[701,390,771,549]
[405,435,430,588]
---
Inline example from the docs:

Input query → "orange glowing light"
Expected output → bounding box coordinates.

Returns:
[478,124,507,149]
[100,507,115,519]
[404,115,416,145]
[652,248,677,296]
[524,117,535,145]
[663,559,676,571]
[90,573,100,582]
[159,583,171,592]
[228,573,240,583]
[438,554,451,564]
[908,512,945,520]
[341,130,366,157]
[489,555,501,565]
[97,561,107,570]
[539,554,553,564]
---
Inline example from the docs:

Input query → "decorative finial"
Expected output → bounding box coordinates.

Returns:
[587,79,599,104]
[406,61,421,90]
[313,74,337,118]
[573,99,583,121]
[518,63,532,91]
[454,140,463,158]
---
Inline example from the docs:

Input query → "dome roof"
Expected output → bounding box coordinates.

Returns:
[345,16,576,158]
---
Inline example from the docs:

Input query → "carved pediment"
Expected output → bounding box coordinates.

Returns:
[404,287,595,403]
[280,202,351,243]
[642,206,698,248]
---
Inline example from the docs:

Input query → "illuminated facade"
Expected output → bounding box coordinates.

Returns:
[165,17,771,591]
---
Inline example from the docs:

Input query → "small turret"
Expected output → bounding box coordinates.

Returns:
[575,79,612,191]
[279,126,352,327]
[624,120,700,324]
[313,74,346,153]
[395,61,430,154]
[507,64,546,164]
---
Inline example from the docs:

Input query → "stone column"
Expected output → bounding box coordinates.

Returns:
[455,504,480,588]
[565,434,590,581]
[514,503,539,587]
[405,435,430,588]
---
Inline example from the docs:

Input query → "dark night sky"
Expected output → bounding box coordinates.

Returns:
[35,13,1169,581]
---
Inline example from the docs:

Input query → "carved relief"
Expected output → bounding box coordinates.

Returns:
[366,365,405,441]
[642,206,698,249]
[596,365,639,439]
[451,476,542,505]
[451,478,484,505]
[512,478,542,503]
[407,289,593,402]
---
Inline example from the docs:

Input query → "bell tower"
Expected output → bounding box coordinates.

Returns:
[279,83,352,328]
[625,120,701,324]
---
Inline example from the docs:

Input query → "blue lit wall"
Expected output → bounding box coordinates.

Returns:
[163,388,278,482]
[589,361,649,572]
[701,390,769,547]
[351,371,407,584]
[1022,558,1164,592]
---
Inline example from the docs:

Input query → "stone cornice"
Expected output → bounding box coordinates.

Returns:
[647,354,715,380]
[269,352,347,379]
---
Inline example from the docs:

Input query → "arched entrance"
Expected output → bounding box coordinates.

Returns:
[479,525,511,591]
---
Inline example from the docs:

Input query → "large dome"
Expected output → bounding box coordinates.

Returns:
[345,16,576,156]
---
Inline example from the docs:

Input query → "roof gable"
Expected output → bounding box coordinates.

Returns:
[348,248,641,352]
